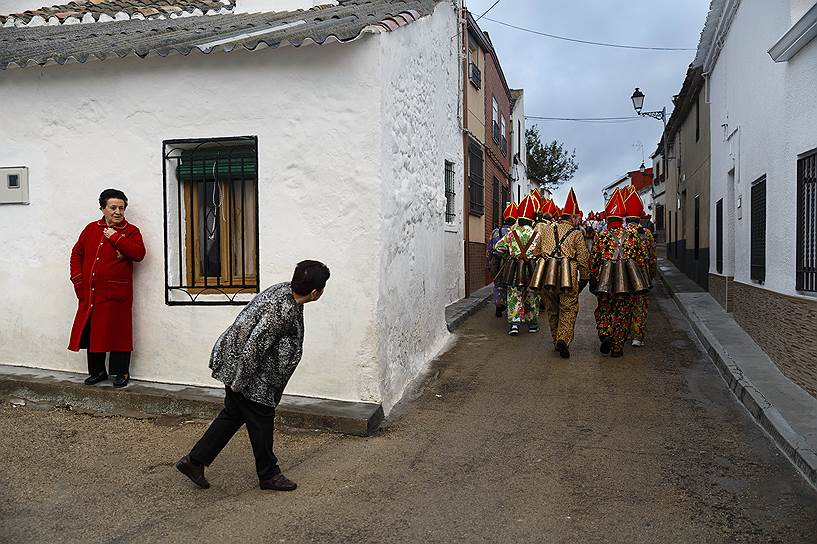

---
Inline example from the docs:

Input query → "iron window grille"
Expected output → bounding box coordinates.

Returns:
[500,116,507,156]
[444,160,456,223]
[469,62,481,89]
[716,199,723,274]
[468,140,484,216]
[492,177,500,230]
[694,195,700,260]
[797,151,817,292]
[750,176,767,283]
[162,136,260,305]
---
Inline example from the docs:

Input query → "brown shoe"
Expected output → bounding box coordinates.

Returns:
[176,455,210,489]
[259,473,297,491]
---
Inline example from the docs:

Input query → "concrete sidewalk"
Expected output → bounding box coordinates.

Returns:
[658,256,817,488]
[445,284,493,331]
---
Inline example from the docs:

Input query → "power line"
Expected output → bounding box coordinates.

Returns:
[482,17,696,51]
[475,0,503,22]
[526,115,643,124]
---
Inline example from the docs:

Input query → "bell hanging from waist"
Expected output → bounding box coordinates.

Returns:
[559,256,574,292]
[528,257,547,291]
[596,261,613,294]
[516,260,532,290]
[542,256,560,291]
[502,259,518,287]
[612,259,630,295]
[625,259,649,294]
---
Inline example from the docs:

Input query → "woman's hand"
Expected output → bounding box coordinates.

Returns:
[103,227,115,238]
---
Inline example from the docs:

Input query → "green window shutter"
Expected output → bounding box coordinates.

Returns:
[176,147,257,181]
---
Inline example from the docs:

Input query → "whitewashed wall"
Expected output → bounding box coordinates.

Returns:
[0,37,386,405]
[375,2,462,411]
[707,0,817,296]
[510,91,530,204]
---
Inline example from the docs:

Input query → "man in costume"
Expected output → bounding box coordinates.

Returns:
[590,189,648,357]
[494,195,540,335]
[623,190,656,347]
[488,201,517,318]
[534,188,590,358]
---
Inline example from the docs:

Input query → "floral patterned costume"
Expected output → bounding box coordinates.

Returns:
[494,224,540,325]
[487,225,512,308]
[590,225,649,352]
[627,223,656,342]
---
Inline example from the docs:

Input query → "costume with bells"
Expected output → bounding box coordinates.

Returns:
[488,201,518,315]
[590,189,649,356]
[494,195,541,333]
[623,189,656,345]
[534,189,590,354]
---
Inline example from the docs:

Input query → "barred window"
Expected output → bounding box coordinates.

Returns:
[444,160,456,223]
[716,199,723,274]
[750,176,766,283]
[468,140,484,216]
[163,136,259,305]
[491,177,500,230]
[694,195,700,260]
[797,151,817,291]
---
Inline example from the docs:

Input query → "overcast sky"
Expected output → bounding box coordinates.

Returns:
[465,0,711,214]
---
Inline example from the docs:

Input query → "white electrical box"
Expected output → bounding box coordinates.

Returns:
[0,167,29,204]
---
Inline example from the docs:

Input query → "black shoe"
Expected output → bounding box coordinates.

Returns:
[508,324,519,336]
[556,340,570,359]
[495,306,504,318]
[611,350,624,358]
[599,337,612,354]
[112,374,129,388]
[84,372,108,386]
[259,473,297,491]
[176,455,210,489]
[528,322,539,334]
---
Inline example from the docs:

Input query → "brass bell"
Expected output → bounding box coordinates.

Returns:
[595,261,613,294]
[559,256,573,292]
[625,259,649,294]
[612,259,630,294]
[503,260,518,287]
[528,257,547,291]
[543,256,559,291]
[517,261,532,290]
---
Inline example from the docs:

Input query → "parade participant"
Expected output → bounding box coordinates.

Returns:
[494,195,540,335]
[177,260,331,492]
[534,188,590,358]
[68,189,146,388]
[590,190,648,357]
[488,201,518,318]
[623,190,656,347]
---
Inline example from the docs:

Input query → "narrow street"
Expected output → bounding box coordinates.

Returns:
[2,283,816,544]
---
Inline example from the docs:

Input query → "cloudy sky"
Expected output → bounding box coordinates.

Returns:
[465,0,711,213]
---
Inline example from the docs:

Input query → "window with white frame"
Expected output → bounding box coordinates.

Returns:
[492,97,500,144]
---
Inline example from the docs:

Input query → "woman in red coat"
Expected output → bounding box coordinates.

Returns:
[68,189,146,388]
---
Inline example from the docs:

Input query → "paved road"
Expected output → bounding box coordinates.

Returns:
[2,284,817,543]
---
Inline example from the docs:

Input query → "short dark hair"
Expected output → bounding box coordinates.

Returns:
[99,189,128,209]
[291,260,330,295]
[503,217,516,226]
[517,218,532,227]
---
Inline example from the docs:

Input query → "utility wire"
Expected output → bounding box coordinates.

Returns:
[526,115,643,124]
[482,17,696,51]
[474,0,503,22]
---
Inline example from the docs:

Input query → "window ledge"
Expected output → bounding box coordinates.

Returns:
[768,3,817,62]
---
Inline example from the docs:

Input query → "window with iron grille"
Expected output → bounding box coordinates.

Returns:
[492,97,500,144]
[468,140,484,216]
[750,176,766,283]
[444,160,456,223]
[716,199,723,273]
[694,195,700,260]
[163,136,259,305]
[500,116,508,156]
[797,151,817,291]
[655,204,665,231]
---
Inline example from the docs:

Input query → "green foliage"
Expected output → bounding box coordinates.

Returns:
[526,126,578,191]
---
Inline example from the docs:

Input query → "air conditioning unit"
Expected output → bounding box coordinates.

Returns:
[0,167,29,204]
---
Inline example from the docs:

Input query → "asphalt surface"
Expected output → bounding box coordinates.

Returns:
[2,283,817,544]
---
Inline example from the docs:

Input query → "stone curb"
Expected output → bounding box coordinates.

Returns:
[657,264,817,489]
[445,284,493,332]
[0,364,383,436]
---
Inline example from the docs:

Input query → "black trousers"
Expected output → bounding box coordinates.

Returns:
[189,387,281,480]
[80,322,131,376]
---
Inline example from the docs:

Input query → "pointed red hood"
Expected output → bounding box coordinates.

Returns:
[503,201,518,220]
[605,189,626,219]
[517,195,536,221]
[561,188,580,216]
[624,189,646,218]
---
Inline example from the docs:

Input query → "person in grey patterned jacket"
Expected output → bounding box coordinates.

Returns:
[176,260,330,492]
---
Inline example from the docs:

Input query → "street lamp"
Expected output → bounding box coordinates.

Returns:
[631,87,669,226]
[639,162,646,174]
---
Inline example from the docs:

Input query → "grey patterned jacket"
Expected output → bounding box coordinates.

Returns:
[209,282,304,407]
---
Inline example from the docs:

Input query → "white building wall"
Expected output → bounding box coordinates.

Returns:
[376,2,462,412]
[0,40,387,405]
[510,91,530,204]
[707,0,817,295]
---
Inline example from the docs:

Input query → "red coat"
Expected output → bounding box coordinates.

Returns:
[68,219,146,352]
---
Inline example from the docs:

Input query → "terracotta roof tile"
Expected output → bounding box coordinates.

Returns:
[1,1,235,25]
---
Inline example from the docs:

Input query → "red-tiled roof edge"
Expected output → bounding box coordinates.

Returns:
[627,168,654,192]
[373,9,421,32]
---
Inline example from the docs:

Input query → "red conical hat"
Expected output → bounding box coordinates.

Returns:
[541,198,558,217]
[517,195,536,221]
[503,201,518,220]
[623,189,645,218]
[529,189,544,212]
[605,189,626,219]
[561,188,580,216]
